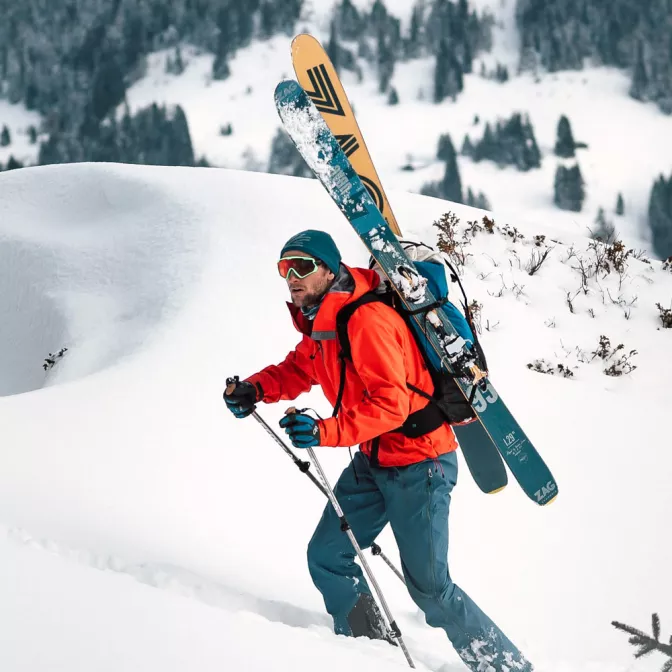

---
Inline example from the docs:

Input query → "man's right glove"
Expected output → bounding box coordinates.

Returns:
[223,379,258,419]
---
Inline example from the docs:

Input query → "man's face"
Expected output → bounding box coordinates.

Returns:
[281,249,335,308]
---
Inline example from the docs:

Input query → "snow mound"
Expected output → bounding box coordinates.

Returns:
[0,162,670,671]
[0,163,205,396]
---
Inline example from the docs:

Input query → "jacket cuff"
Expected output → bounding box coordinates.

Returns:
[244,376,264,402]
[318,418,339,446]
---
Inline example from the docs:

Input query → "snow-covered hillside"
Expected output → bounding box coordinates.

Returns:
[3,1,672,262]
[118,1,672,256]
[1,162,670,671]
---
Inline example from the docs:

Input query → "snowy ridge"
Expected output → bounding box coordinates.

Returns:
[2,3,672,260]
[0,162,670,671]
[120,35,672,257]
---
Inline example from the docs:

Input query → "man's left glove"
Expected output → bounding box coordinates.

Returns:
[279,413,321,449]
[223,380,258,419]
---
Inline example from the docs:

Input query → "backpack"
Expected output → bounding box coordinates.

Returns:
[333,240,488,440]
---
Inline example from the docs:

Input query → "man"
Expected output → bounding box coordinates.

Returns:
[224,230,531,671]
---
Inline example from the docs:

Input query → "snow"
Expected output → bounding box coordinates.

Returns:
[276,81,338,184]
[0,525,398,672]
[0,100,41,167]
[1,161,671,671]
[1,2,672,668]
[117,15,672,259]
[3,2,672,260]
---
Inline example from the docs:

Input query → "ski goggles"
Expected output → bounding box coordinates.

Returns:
[277,255,321,279]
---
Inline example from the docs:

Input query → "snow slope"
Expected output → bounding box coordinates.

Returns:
[2,1,671,258]
[121,24,672,256]
[1,162,671,671]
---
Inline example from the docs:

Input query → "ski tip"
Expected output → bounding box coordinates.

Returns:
[542,493,558,506]
[274,79,302,107]
[291,32,320,51]
[486,485,507,495]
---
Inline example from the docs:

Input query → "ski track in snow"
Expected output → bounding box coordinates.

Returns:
[3,524,331,631]
[1,524,467,672]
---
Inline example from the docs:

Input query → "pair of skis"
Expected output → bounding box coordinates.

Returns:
[280,35,557,506]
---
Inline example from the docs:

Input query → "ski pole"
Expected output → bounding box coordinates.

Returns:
[250,406,329,495]
[225,377,405,584]
[302,440,415,669]
[247,406,415,666]
[371,542,406,584]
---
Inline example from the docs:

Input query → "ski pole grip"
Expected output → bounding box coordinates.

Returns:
[285,407,309,416]
[225,375,240,396]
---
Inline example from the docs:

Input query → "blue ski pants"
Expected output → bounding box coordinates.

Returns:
[307,451,531,671]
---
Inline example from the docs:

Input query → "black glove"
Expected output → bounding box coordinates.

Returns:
[223,379,258,419]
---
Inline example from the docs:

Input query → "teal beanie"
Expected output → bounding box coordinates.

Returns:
[280,230,342,274]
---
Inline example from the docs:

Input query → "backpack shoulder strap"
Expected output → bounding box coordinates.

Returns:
[335,292,388,361]
[332,291,388,419]
[442,257,488,370]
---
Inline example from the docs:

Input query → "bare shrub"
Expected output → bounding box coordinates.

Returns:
[525,247,552,276]
[433,211,471,269]
[500,223,524,242]
[632,249,651,264]
[605,239,632,275]
[591,336,637,376]
[656,302,672,328]
[566,290,579,314]
[482,215,496,234]
[527,359,574,378]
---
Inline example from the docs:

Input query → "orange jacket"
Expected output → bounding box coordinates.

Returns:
[246,266,457,467]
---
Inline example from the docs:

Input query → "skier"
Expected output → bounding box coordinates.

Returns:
[224,229,532,671]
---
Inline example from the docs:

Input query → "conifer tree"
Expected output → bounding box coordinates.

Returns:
[377,28,395,93]
[439,133,463,203]
[554,115,576,158]
[461,134,474,157]
[554,163,585,212]
[327,20,340,73]
[337,0,364,41]
[649,174,672,258]
[616,192,625,216]
[630,41,648,101]
[434,38,463,103]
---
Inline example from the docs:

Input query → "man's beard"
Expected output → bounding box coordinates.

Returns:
[291,276,332,308]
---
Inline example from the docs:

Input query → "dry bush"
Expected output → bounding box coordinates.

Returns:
[527,359,574,378]
[525,247,553,276]
[605,240,632,274]
[656,303,672,328]
[433,211,471,269]
[591,335,637,376]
